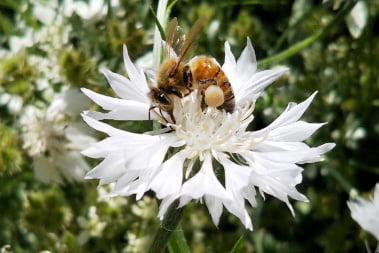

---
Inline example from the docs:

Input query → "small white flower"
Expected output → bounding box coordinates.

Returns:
[0,92,23,115]
[77,206,107,245]
[62,0,120,19]
[348,183,379,241]
[21,89,96,184]
[124,232,150,253]
[82,39,335,230]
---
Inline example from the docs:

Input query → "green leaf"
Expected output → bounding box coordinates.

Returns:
[168,225,190,253]
[230,236,243,253]
[166,0,178,23]
[149,6,166,40]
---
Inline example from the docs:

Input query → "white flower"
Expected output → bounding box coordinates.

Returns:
[347,183,379,241]
[124,232,150,253]
[0,92,23,115]
[82,39,335,230]
[21,89,96,184]
[63,0,120,20]
[77,206,107,245]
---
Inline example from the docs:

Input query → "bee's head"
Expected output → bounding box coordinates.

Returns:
[148,88,173,111]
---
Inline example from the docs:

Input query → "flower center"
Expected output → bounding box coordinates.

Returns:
[170,91,255,159]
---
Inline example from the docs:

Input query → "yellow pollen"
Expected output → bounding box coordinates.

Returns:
[204,85,224,107]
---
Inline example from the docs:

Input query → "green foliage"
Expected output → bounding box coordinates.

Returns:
[0,123,22,175]
[0,52,36,95]
[0,0,378,252]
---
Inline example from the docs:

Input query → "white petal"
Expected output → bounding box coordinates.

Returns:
[298,143,336,163]
[179,155,230,205]
[223,201,253,230]
[268,92,317,129]
[221,156,251,191]
[252,141,310,152]
[85,108,150,121]
[123,45,150,96]
[112,170,140,192]
[236,68,288,106]
[157,197,177,219]
[374,183,379,203]
[268,121,326,142]
[144,67,157,85]
[250,150,310,164]
[81,113,131,136]
[117,177,150,199]
[204,196,223,226]
[81,88,150,120]
[236,37,257,81]
[241,187,257,207]
[85,152,125,179]
[222,41,237,80]
[101,68,150,103]
[219,156,254,230]
[347,183,379,240]
[81,137,124,158]
[150,151,186,198]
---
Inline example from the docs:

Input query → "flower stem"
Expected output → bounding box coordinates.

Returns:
[168,224,190,253]
[258,0,358,68]
[148,200,184,253]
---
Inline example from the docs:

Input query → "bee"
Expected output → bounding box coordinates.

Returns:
[189,56,235,113]
[148,18,235,123]
[148,17,201,123]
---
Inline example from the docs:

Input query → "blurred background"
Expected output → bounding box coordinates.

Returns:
[0,0,378,252]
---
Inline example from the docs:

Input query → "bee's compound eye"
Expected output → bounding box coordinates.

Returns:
[158,93,169,104]
[204,85,224,108]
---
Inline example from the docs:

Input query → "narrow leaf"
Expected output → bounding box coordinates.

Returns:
[150,6,166,41]
[230,236,243,253]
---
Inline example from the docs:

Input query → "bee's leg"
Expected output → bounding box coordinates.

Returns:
[149,106,170,124]
[169,113,176,124]
[158,107,170,124]
[200,89,207,111]
[148,105,157,120]
[183,65,193,95]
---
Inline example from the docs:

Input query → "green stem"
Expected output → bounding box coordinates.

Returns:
[258,0,358,68]
[168,224,190,253]
[327,167,356,195]
[148,200,184,253]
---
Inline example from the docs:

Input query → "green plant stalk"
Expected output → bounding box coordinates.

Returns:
[258,0,358,68]
[168,224,190,253]
[327,166,356,195]
[148,200,184,253]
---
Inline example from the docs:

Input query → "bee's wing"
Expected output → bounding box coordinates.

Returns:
[176,17,206,64]
[165,18,185,59]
